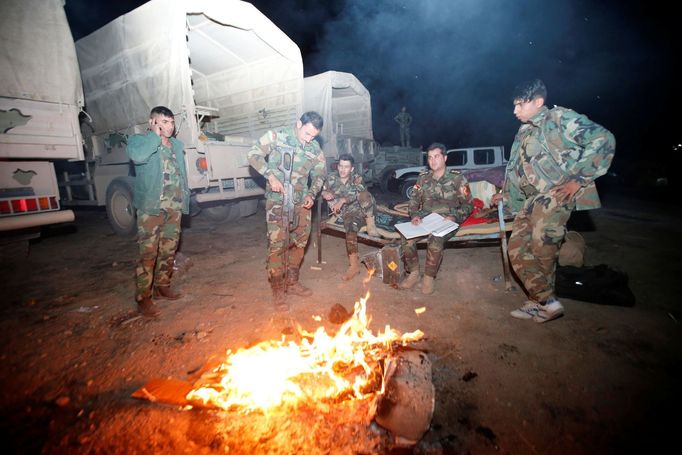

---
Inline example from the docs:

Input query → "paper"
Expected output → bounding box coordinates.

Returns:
[395,213,459,239]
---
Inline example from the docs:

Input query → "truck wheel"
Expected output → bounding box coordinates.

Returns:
[238,199,259,218]
[400,178,418,201]
[106,177,137,237]
[203,202,240,223]
[380,169,394,193]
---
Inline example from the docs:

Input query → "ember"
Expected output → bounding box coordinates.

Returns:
[186,292,424,413]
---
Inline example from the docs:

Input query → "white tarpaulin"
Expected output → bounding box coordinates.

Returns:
[76,0,303,140]
[303,71,373,148]
[0,0,84,106]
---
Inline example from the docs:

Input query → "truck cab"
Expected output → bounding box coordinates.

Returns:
[390,146,508,200]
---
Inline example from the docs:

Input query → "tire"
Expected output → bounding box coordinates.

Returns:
[238,198,259,218]
[400,178,418,201]
[106,177,137,237]
[202,202,240,223]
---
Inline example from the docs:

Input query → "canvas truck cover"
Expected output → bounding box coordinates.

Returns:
[76,0,303,146]
[303,71,373,158]
[0,0,84,106]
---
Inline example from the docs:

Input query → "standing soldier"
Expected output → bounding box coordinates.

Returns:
[394,106,412,147]
[247,112,327,318]
[492,79,615,323]
[321,153,380,281]
[127,106,190,317]
[399,143,473,294]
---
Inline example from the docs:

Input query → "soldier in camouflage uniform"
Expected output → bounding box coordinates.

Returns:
[321,153,379,281]
[399,143,473,294]
[247,112,327,315]
[127,106,190,317]
[492,79,615,323]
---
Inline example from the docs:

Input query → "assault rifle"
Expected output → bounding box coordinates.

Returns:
[278,146,296,290]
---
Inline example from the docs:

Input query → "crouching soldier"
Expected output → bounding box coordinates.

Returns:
[399,143,473,294]
[321,153,379,281]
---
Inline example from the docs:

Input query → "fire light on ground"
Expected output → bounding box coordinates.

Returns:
[186,291,424,414]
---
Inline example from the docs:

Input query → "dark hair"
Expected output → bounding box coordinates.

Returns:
[338,153,355,165]
[300,111,324,130]
[426,142,447,156]
[150,106,174,118]
[513,79,547,102]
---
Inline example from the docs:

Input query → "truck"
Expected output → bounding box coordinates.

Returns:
[390,146,509,199]
[61,0,304,235]
[303,71,376,180]
[0,0,84,242]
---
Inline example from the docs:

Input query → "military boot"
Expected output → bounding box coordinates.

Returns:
[342,253,360,281]
[153,285,183,300]
[286,268,313,297]
[136,296,160,317]
[399,270,420,289]
[421,275,435,295]
[365,216,380,237]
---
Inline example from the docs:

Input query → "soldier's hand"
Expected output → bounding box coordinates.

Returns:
[302,194,314,209]
[321,191,334,201]
[268,174,284,193]
[551,181,580,204]
[491,193,503,206]
[411,216,422,225]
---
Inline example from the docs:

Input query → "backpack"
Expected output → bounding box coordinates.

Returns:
[555,264,635,307]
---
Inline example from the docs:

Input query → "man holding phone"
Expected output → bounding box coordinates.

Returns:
[127,106,190,317]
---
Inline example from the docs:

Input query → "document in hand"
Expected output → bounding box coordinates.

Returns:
[395,213,459,239]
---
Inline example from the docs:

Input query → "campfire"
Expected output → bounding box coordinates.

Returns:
[133,287,434,451]
[186,291,424,413]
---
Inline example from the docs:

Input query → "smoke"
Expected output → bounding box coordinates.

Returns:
[305,0,660,152]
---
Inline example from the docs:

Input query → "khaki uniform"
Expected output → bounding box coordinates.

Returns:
[323,172,375,255]
[247,127,326,286]
[402,169,473,278]
[503,105,615,302]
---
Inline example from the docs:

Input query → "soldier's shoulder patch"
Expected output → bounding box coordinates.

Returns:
[413,182,422,192]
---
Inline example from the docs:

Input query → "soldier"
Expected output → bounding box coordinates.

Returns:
[492,79,615,323]
[321,153,379,281]
[399,143,473,294]
[127,106,190,317]
[394,106,412,147]
[247,112,327,316]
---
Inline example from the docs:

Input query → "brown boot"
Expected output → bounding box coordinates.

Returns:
[365,216,380,237]
[286,268,312,297]
[136,296,160,317]
[399,270,420,289]
[421,275,435,295]
[342,253,360,281]
[153,285,183,300]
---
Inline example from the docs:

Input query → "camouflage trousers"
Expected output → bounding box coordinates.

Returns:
[508,192,574,303]
[342,191,376,255]
[135,208,182,300]
[265,199,312,281]
[402,231,454,278]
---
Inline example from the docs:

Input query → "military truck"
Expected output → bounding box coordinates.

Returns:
[390,146,508,199]
[61,0,304,236]
[303,71,377,179]
[0,0,84,241]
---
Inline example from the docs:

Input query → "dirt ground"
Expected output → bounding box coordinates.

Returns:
[1,189,681,454]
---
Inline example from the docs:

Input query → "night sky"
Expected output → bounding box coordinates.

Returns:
[64,0,679,181]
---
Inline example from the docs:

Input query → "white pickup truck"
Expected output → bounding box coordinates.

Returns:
[390,146,508,199]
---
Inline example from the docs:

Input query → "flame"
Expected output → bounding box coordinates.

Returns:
[187,291,423,413]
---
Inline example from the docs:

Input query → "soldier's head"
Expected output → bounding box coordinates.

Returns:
[149,106,175,138]
[426,143,447,174]
[337,153,355,179]
[512,79,546,124]
[296,111,323,145]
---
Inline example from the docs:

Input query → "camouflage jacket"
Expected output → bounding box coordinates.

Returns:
[323,172,367,216]
[127,131,189,215]
[248,127,326,204]
[408,170,473,223]
[504,106,615,212]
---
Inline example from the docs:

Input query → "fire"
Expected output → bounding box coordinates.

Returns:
[186,291,423,413]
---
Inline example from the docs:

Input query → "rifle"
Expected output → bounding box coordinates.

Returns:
[278,146,296,289]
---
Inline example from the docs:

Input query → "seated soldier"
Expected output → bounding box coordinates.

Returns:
[321,153,379,280]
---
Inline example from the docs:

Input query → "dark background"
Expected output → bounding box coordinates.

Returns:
[64,0,680,188]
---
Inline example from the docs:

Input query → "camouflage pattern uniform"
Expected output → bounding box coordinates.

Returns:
[323,171,376,255]
[247,127,326,292]
[503,106,615,302]
[403,169,473,278]
[127,131,189,301]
